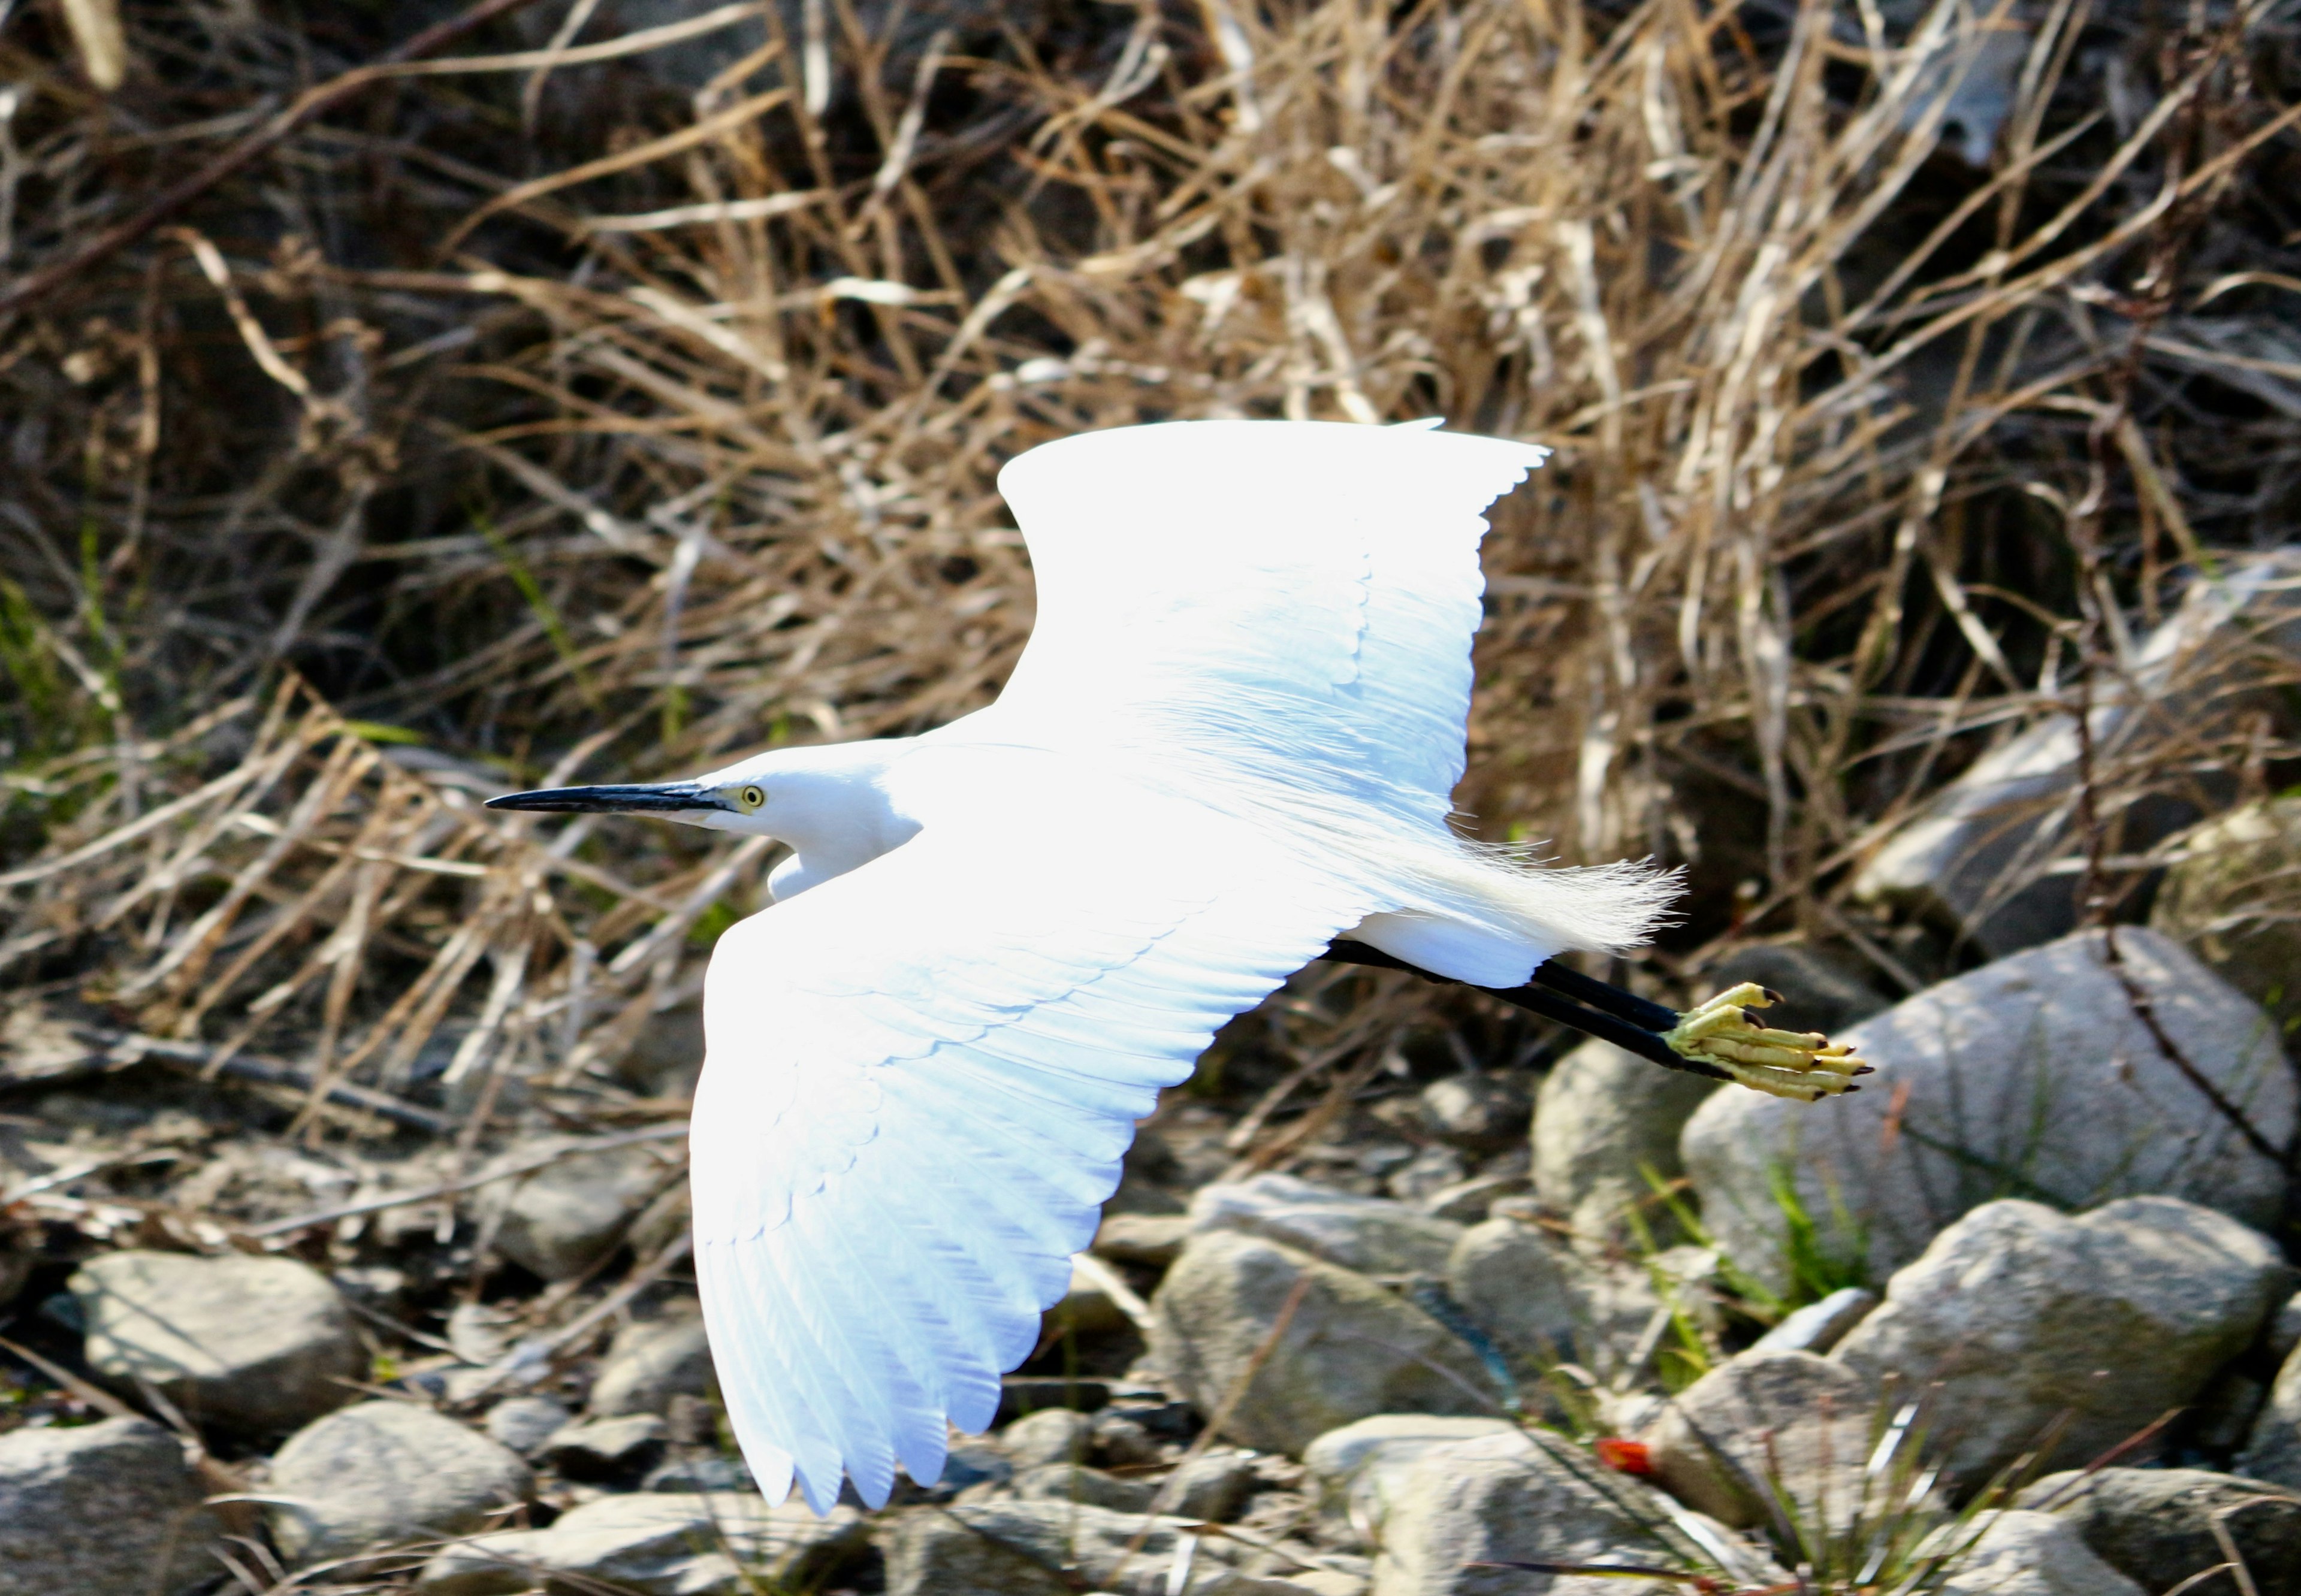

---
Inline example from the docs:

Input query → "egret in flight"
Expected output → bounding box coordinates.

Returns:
[488,419,1862,1512]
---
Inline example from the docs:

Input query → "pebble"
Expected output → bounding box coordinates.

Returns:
[1149,1230,1493,1456]
[483,1138,678,1282]
[1000,1405,1093,1467]
[1747,1285,1879,1355]
[416,1489,866,1595]
[1642,1350,1879,1528]
[1013,1461,1159,1511]
[481,1394,572,1456]
[70,1249,365,1433]
[0,1416,219,1596]
[587,1311,715,1417]
[542,1412,669,1480]
[1834,1196,2290,1485]
[1532,1037,1720,1252]
[1167,1449,1260,1521]
[1093,1211,1194,1266]
[265,1399,532,1567]
[1416,1071,1532,1152]
[883,1499,1253,1596]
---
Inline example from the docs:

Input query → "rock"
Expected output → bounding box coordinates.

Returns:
[416,1490,866,1596]
[1090,1408,1164,1467]
[484,1138,680,1282]
[0,1416,219,1596]
[642,1455,756,1493]
[2271,1293,2301,1365]
[587,1313,715,1416]
[882,1498,1259,1596]
[2242,1334,2301,1486]
[1384,1144,1468,1202]
[1705,944,1891,1037]
[1170,1449,1260,1520]
[1926,1510,2146,1596]
[1443,1215,1665,1388]
[935,1441,1013,1496]
[1047,1255,1136,1337]
[70,1249,365,1433]
[1189,1174,1464,1276]
[1683,929,2297,1292]
[1149,1231,1495,1456]
[2016,1467,2301,1596]
[542,1413,669,1480]
[1013,1461,1159,1511]
[1095,1211,1194,1265]
[1418,1072,1532,1153]
[1532,1039,1718,1252]
[1850,557,2301,957]
[1302,1414,1521,1513]
[1001,1405,1094,1467]
[1341,1426,1768,1595]
[1832,1197,2288,1486]
[482,1394,572,1455]
[1747,1286,1877,1356]
[1641,1350,1878,1528]
[2152,797,2301,1038]
[265,1400,532,1567]
[1417,1171,1529,1224]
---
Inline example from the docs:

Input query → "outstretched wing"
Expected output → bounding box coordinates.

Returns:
[992,419,1544,832]
[690,787,1366,1513]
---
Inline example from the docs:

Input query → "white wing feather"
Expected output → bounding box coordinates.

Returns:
[692,793,1364,1512]
[991,419,1547,830]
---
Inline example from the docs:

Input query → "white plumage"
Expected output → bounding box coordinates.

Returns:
[494,419,1684,1511]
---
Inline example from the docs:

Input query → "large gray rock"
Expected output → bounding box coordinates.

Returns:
[266,1399,532,1566]
[0,1416,220,1596]
[1926,1510,2146,1596]
[1339,1426,1772,1596]
[1149,1231,1494,1456]
[2016,1467,2301,1596]
[588,1312,715,1416]
[1683,929,2296,1293]
[70,1249,365,1432]
[1189,1174,1465,1276]
[1303,1414,1524,1517]
[1833,1197,2288,1486]
[2242,1333,2301,1486]
[485,1139,680,1281]
[415,1491,866,1596]
[1642,1351,1879,1528]
[881,1498,1264,1596]
[1533,1040,1719,1252]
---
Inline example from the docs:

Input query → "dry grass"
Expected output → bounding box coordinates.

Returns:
[5,0,2301,1491]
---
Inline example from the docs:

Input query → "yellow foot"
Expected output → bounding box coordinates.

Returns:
[1663,983,1870,1102]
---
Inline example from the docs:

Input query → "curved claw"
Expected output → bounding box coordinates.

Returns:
[1663,983,1868,1102]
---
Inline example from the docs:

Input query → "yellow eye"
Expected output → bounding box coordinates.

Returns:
[738,785,766,811]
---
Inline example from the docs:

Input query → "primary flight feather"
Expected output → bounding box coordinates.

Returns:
[487,419,1859,1512]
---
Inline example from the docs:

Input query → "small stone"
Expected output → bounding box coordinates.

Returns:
[1532,1038,1719,1252]
[1148,1231,1493,1456]
[1417,1072,1532,1153]
[1747,1286,1879,1356]
[1926,1509,2146,1596]
[482,1394,572,1456]
[2270,1292,2301,1365]
[2017,1467,2301,1596]
[1168,1449,1258,1521]
[1684,929,2297,1294]
[883,1499,1253,1596]
[1301,1414,1522,1512]
[641,1454,756,1493]
[1094,1211,1194,1266]
[1013,1461,1159,1511]
[1834,1196,2289,1486]
[1415,1171,1529,1224]
[1383,1144,1467,1202]
[2242,1332,2301,1486]
[2154,796,2301,1037]
[265,1399,532,1567]
[1186,1172,1464,1276]
[416,1490,866,1596]
[1089,1410,1163,1467]
[71,1249,364,1433]
[1642,1350,1879,1528]
[328,1264,409,1312]
[543,1413,669,1481]
[483,1138,679,1282]
[1001,1405,1094,1467]
[1047,1255,1134,1337]
[0,1416,219,1596]
[1444,1214,1664,1389]
[445,1301,517,1365]
[588,1312,715,1417]
[937,1441,1014,1496]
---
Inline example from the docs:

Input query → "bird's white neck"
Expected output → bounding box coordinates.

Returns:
[698,738,922,900]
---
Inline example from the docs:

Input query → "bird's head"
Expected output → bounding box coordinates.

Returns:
[484,751,792,838]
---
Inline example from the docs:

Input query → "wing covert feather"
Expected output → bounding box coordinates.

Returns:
[690,808,1365,1512]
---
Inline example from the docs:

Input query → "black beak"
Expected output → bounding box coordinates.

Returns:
[484,782,721,815]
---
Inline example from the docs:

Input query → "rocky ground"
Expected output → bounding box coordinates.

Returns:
[8,850,2301,1594]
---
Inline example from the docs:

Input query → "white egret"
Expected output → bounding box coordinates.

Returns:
[488,419,1863,1513]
